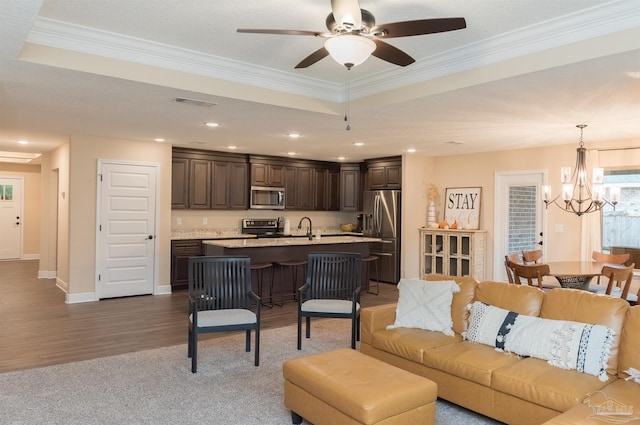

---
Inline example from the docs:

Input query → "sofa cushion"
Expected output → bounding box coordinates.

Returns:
[424,275,477,335]
[371,328,461,364]
[540,288,629,376]
[492,357,610,412]
[618,306,640,379]
[541,378,640,424]
[476,281,544,315]
[422,341,521,387]
[387,279,459,336]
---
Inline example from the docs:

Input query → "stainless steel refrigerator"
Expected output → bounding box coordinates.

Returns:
[362,190,401,283]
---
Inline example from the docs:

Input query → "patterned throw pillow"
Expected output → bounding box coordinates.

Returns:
[463,301,614,381]
[387,279,460,336]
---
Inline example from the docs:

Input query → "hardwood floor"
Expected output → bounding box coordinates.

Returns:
[0,260,399,373]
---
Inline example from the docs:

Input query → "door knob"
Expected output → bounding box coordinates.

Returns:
[148,235,154,240]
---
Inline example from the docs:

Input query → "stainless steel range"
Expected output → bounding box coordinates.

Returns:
[241,218,283,238]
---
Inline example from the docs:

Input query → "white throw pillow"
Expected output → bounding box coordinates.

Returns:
[463,301,614,381]
[387,279,460,336]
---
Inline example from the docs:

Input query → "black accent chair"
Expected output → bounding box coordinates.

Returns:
[188,256,260,373]
[297,252,362,350]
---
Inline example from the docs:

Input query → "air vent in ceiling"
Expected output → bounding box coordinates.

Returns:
[173,97,217,107]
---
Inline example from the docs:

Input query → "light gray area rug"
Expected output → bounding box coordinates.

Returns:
[0,320,501,424]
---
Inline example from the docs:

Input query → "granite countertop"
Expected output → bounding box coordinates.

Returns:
[202,235,380,248]
[171,229,364,240]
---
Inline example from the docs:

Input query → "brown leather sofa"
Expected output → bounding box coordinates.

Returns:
[360,276,640,425]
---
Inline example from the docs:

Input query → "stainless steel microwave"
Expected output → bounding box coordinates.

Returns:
[250,186,285,210]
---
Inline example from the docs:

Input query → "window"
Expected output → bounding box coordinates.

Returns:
[602,170,640,250]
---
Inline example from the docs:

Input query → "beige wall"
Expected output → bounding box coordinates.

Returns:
[0,162,41,257]
[401,141,640,281]
[67,136,172,300]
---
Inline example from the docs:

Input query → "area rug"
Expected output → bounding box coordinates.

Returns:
[0,320,501,424]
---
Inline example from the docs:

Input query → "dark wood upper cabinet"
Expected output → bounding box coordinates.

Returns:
[250,163,285,187]
[228,162,249,209]
[327,168,340,211]
[171,157,189,209]
[297,166,314,210]
[340,164,361,211]
[189,159,212,209]
[284,166,298,209]
[365,157,402,190]
[172,148,248,210]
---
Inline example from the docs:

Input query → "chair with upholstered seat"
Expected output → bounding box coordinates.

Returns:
[297,252,362,350]
[522,249,543,264]
[592,250,631,286]
[188,256,260,373]
[593,263,636,304]
[509,261,550,289]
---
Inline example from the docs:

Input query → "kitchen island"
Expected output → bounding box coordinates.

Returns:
[202,236,382,303]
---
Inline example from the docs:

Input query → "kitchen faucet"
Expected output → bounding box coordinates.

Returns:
[298,216,313,240]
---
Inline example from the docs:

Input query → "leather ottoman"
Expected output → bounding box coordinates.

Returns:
[283,348,437,425]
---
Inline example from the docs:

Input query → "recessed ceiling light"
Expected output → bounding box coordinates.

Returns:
[17,140,29,145]
[190,141,206,145]
[405,148,416,153]
[288,133,301,139]
[337,156,346,161]
[205,122,219,128]
[227,145,237,150]
[154,138,166,142]
[287,151,297,156]
[626,71,640,79]
[446,141,464,145]
[353,142,364,147]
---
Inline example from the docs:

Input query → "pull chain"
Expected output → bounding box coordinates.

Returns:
[344,64,352,131]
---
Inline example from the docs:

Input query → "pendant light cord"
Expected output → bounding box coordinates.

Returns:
[344,64,352,131]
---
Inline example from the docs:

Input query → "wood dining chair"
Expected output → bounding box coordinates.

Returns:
[592,250,631,285]
[509,262,550,289]
[504,254,520,284]
[596,263,637,304]
[522,249,543,264]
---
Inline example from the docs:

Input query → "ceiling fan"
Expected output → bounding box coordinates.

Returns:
[237,0,466,69]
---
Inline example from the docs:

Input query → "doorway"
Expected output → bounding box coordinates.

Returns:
[96,161,159,299]
[0,177,23,260]
[494,171,546,280]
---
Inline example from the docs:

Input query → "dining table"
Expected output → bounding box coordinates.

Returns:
[546,261,608,291]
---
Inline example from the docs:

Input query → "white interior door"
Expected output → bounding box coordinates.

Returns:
[0,177,23,259]
[494,171,546,280]
[97,161,158,299]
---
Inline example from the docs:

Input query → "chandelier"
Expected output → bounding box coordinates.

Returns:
[542,124,620,216]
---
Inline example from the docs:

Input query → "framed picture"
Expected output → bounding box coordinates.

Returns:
[444,187,482,229]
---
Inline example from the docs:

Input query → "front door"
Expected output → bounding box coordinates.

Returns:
[494,171,546,280]
[96,161,158,299]
[0,177,22,259]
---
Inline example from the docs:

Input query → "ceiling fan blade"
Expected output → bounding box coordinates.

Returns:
[372,17,466,38]
[371,39,415,67]
[237,29,322,36]
[331,0,361,29]
[295,47,330,69]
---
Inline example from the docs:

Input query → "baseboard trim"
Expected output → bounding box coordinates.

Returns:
[66,291,98,304]
[155,284,172,295]
[38,270,57,279]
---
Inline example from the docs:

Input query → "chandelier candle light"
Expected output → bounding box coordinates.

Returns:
[542,124,620,216]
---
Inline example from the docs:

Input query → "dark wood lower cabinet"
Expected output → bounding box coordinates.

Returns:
[170,239,202,290]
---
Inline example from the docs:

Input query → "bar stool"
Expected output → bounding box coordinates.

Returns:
[362,255,380,295]
[250,262,274,307]
[275,260,308,306]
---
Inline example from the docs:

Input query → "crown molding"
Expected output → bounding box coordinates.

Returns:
[27,0,639,103]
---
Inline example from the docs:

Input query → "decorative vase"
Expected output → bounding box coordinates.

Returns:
[427,201,437,226]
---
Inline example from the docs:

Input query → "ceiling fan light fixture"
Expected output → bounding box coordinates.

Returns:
[324,34,376,67]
